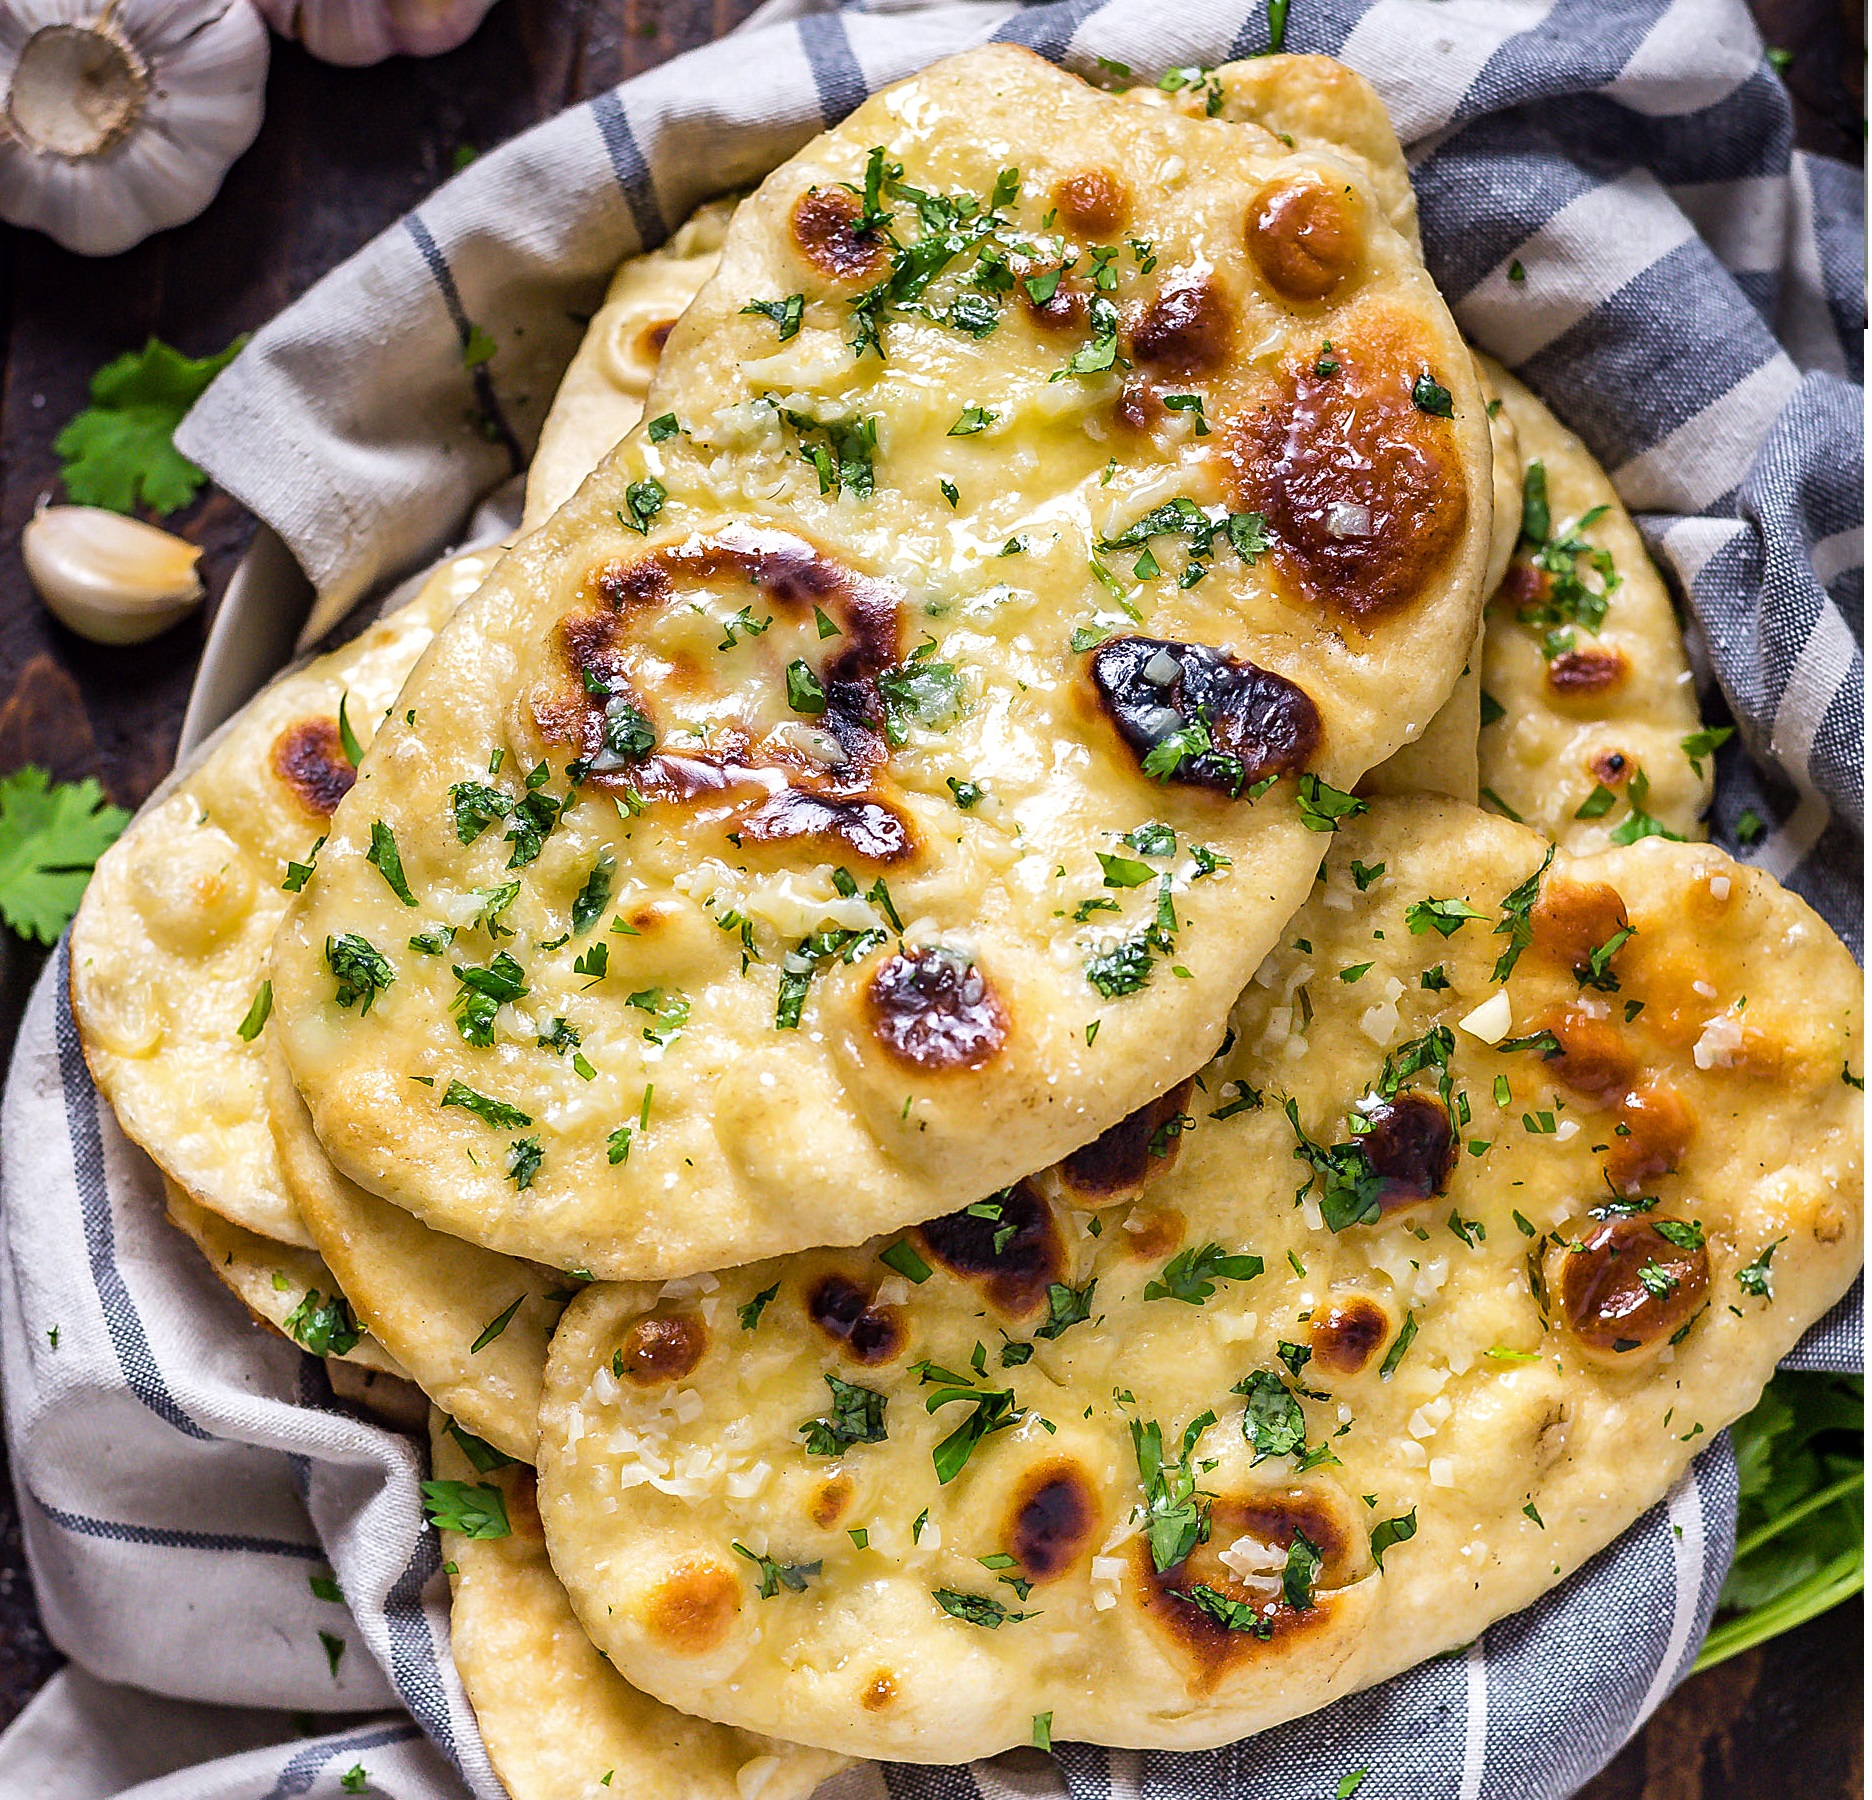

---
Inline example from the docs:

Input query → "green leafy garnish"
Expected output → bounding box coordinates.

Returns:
[1696,1373,1863,1671]
[366,820,416,906]
[326,934,394,1014]
[934,1588,1032,1627]
[1295,775,1368,833]
[733,1541,821,1596]
[470,1296,524,1352]
[928,1384,1021,1483]
[739,1282,780,1331]
[1737,1237,1786,1299]
[618,478,666,535]
[1132,1410,1217,1571]
[1235,1369,1306,1462]
[1405,896,1486,938]
[1143,1242,1263,1305]
[1285,1098,1382,1231]
[0,768,128,944]
[1369,1506,1418,1569]
[799,1374,888,1455]
[1410,372,1453,416]
[439,1078,532,1131]
[741,294,805,340]
[284,1287,361,1357]
[55,335,244,513]
[236,982,273,1042]
[420,1479,510,1540]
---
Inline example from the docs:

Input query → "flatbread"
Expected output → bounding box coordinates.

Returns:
[1476,358,1710,844]
[535,795,1861,1760]
[270,44,1496,1281]
[163,1181,404,1375]
[521,201,734,533]
[69,549,503,1244]
[1364,354,1522,805]
[272,1032,562,1462]
[431,1415,848,1800]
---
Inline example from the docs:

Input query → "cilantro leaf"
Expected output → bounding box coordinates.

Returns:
[0,768,128,944]
[799,1374,888,1455]
[933,1588,1032,1626]
[1235,1369,1306,1462]
[420,1479,510,1540]
[283,1287,361,1357]
[733,1541,821,1597]
[1143,1242,1263,1304]
[1369,1506,1418,1569]
[55,335,245,514]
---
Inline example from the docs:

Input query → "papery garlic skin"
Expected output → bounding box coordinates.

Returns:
[253,0,498,66]
[0,0,269,257]
[23,504,205,645]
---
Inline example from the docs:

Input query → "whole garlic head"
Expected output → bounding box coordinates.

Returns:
[0,0,270,257]
[253,0,498,66]
[23,504,205,645]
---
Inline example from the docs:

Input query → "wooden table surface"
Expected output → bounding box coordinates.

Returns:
[0,0,1860,1789]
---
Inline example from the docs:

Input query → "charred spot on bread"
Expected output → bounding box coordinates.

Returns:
[1605,1084,1695,1195]
[1531,1006,1638,1105]
[1361,1093,1456,1207]
[642,1557,742,1655]
[1053,167,1129,235]
[1309,1293,1394,1375]
[1007,1460,1100,1582]
[616,1313,708,1385]
[915,1182,1064,1317]
[1246,171,1363,302]
[806,1272,907,1365]
[1057,1080,1196,1200]
[1546,648,1628,697]
[547,529,915,861]
[1530,879,1631,978]
[273,719,356,817]
[1228,307,1468,623]
[1128,273,1234,377]
[867,946,1008,1072]
[1088,636,1320,793]
[1551,1216,1710,1358]
[791,185,887,283]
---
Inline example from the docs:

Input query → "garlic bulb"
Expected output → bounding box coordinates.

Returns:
[0,0,269,257]
[23,504,205,644]
[252,0,498,66]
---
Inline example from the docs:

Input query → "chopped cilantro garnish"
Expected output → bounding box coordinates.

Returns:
[284,1287,361,1357]
[1405,896,1486,938]
[732,1541,821,1597]
[618,478,666,535]
[934,1588,1032,1626]
[1236,1369,1306,1462]
[1737,1237,1785,1298]
[1295,775,1368,833]
[325,934,393,1014]
[1682,725,1734,777]
[439,1079,532,1131]
[799,1373,888,1455]
[236,981,272,1042]
[1132,1410,1217,1571]
[1378,1311,1418,1380]
[470,1296,524,1352]
[1411,373,1454,416]
[740,294,805,340]
[420,1479,510,1540]
[1369,1507,1418,1569]
[1143,1242,1263,1304]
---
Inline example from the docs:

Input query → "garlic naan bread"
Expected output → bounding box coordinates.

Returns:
[1364,353,1523,805]
[270,44,1496,1282]
[164,1181,403,1375]
[430,1418,848,1800]
[273,1035,561,1462]
[69,549,502,1245]
[1476,358,1710,845]
[535,796,1861,1760]
[522,201,733,533]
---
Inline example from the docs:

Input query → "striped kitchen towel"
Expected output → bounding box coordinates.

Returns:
[3,0,1859,1797]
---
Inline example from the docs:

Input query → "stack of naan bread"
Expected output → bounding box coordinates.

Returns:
[70,47,1862,1793]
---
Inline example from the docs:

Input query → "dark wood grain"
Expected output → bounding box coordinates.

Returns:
[0,1,1859,1787]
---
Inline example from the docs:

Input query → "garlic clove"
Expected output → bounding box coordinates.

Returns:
[23,504,206,645]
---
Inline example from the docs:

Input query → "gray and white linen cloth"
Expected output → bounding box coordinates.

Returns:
[1,0,1861,1794]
